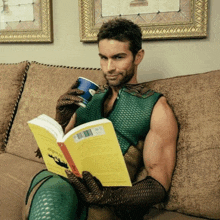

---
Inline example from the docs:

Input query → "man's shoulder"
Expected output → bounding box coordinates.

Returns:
[155,96,167,105]
[151,96,177,127]
[123,83,162,99]
[95,84,109,94]
[155,96,172,110]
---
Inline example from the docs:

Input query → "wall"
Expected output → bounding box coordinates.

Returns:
[0,0,219,82]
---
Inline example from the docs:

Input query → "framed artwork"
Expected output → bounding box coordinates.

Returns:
[0,0,53,43]
[79,0,208,42]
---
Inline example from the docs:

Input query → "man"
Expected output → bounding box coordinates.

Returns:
[25,18,178,220]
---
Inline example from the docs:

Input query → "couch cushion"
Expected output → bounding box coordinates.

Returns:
[6,61,106,163]
[0,153,46,220]
[145,70,220,219]
[0,61,28,153]
[145,208,204,220]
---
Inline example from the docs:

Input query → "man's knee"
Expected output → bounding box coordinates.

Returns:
[24,170,81,220]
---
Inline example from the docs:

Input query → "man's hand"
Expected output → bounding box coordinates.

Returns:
[55,80,84,130]
[66,170,111,205]
[35,148,43,158]
[66,170,167,208]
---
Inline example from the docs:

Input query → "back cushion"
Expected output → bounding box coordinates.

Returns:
[146,70,220,219]
[0,61,28,153]
[6,62,106,163]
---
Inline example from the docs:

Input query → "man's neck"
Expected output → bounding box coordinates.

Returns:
[109,76,138,97]
[110,86,121,98]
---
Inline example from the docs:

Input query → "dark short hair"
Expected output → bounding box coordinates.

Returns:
[97,18,142,58]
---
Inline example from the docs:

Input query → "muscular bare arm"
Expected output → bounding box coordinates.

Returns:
[143,96,178,191]
[65,96,178,213]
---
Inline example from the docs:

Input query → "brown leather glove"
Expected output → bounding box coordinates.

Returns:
[35,80,84,158]
[66,170,167,209]
[55,80,84,130]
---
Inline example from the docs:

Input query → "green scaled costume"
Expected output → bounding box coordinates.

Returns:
[25,84,162,220]
[25,170,87,220]
[75,85,162,154]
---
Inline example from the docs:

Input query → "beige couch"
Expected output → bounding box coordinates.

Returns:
[0,61,219,220]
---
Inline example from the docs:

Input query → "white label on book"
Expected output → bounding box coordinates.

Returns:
[73,126,105,143]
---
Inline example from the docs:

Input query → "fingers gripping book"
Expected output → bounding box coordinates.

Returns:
[28,114,132,187]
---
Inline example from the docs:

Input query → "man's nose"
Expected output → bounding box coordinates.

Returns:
[107,59,115,73]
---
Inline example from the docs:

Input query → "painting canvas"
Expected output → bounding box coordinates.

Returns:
[0,0,53,43]
[102,0,180,16]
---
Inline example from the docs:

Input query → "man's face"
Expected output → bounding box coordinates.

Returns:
[98,39,137,87]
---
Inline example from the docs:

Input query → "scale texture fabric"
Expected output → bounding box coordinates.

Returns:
[26,170,87,220]
[75,85,162,154]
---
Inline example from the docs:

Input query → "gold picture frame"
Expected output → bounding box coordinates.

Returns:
[0,0,53,43]
[79,0,208,42]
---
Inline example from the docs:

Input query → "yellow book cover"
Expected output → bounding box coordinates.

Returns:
[28,114,132,187]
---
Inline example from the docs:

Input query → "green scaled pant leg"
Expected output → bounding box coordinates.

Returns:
[25,170,87,220]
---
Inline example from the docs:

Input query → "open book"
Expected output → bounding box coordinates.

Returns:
[28,114,132,187]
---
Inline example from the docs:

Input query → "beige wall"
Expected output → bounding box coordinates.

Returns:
[0,0,219,82]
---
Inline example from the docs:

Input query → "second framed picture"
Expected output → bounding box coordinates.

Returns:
[79,0,208,42]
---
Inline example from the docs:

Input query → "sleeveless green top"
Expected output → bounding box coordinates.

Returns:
[75,85,162,154]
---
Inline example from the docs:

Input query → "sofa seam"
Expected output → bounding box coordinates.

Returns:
[30,60,101,70]
[0,60,28,65]
[3,61,31,151]
[4,151,45,165]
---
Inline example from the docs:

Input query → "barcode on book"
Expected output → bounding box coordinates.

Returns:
[73,126,105,143]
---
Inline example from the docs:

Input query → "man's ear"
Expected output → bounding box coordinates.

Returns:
[134,49,145,66]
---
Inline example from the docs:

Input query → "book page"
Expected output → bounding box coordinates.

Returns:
[28,116,62,140]
[38,114,64,137]
[28,123,71,177]
[64,121,131,187]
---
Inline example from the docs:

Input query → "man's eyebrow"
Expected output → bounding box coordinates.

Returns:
[98,53,127,58]
[112,53,127,57]
[98,53,106,57]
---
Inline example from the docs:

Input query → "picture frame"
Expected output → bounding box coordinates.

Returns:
[79,0,208,42]
[0,0,53,43]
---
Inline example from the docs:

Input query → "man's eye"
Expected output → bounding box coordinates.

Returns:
[115,56,123,60]
[101,56,107,60]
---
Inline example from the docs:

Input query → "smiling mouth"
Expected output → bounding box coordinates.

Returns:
[106,74,119,78]
[107,75,117,78]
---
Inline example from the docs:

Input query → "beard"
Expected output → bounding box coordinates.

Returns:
[104,65,136,88]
